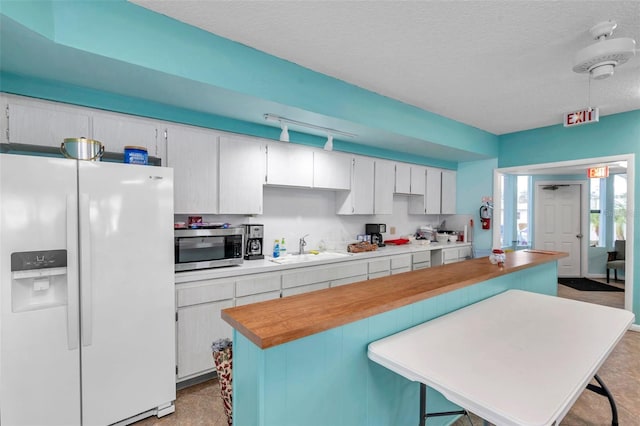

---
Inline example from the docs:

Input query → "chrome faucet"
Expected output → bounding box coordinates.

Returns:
[299,234,309,255]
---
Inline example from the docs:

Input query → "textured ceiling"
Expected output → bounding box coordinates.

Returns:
[130,0,640,135]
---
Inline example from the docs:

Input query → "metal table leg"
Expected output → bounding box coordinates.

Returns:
[419,383,471,426]
[586,374,618,426]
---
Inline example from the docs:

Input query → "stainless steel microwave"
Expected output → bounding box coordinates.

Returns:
[175,227,244,272]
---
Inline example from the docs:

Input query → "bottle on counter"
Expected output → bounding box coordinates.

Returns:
[280,238,287,256]
[273,239,280,258]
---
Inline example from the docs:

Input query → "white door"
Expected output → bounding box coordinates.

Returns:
[534,184,582,276]
[78,161,175,425]
[0,154,82,425]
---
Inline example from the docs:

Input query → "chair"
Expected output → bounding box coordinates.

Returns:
[606,240,625,283]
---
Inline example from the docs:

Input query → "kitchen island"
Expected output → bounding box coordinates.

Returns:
[222,250,567,426]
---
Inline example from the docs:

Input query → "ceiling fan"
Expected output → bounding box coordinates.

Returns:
[573,20,636,80]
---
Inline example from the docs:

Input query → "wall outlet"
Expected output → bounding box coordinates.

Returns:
[389,226,396,235]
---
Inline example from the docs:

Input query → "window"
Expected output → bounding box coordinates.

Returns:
[589,178,604,247]
[516,176,530,247]
[613,174,627,243]
[589,173,627,247]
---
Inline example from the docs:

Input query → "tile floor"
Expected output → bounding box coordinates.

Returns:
[136,280,638,426]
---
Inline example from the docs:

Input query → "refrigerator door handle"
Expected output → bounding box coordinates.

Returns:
[79,193,93,347]
[66,195,80,350]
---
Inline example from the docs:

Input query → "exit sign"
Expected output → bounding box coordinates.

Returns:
[564,108,599,127]
[588,166,609,178]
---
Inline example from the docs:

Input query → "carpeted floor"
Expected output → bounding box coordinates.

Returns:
[558,277,624,292]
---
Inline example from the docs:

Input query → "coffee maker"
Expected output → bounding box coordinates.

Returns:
[366,223,386,247]
[243,224,264,260]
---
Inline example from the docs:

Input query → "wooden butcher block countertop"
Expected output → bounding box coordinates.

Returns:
[221,250,567,349]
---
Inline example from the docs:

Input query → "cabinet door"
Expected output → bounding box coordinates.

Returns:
[266,142,313,187]
[441,170,457,214]
[410,166,426,195]
[352,156,375,214]
[394,163,411,194]
[374,160,395,214]
[166,124,218,214]
[313,150,351,190]
[7,101,90,147]
[425,168,442,215]
[218,136,264,214]
[368,258,390,275]
[282,282,329,297]
[92,112,159,158]
[235,291,281,306]
[176,300,233,380]
[235,272,281,297]
[336,156,374,215]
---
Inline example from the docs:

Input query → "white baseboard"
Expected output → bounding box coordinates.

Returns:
[630,324,640,333]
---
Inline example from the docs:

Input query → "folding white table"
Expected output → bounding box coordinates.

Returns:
[368,290,635,426]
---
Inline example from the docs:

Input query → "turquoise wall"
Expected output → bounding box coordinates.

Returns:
[499,110,640,323]
[456,159,497,253]
[233,263,558,426]
[0,0,498,163]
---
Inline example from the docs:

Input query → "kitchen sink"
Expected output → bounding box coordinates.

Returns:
[270,251,352,264]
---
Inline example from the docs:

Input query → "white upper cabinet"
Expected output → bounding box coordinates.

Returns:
[313,150,351,190]
[409,168,456,215]
[396,163,425,195]
[394,163,411,194]
[265,142,313,188]
[5,97,90,148]
[441,170,457,214]
[92,111,160,159]
[374,159,395,214]
[425,167,442,215]
[336,155,375,215]
[410,165,426,195]
[218,135,264,215]
[166,124,218,214]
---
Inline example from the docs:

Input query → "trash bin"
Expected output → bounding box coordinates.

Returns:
[212,338,233,426]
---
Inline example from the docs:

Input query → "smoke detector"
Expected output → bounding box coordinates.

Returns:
[573,20,636,80]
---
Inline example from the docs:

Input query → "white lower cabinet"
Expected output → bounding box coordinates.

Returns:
[282,282,330,297]
[368,258,391,279]
[412,251,432,270]
[176,279,234,381]
[390,254,412,274]
[282,261,369,295]
[235,272,282,306]
[441,246,473,265]
[329,261,368,287]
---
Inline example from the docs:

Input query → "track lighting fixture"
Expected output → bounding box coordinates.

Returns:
[264,113,356,147]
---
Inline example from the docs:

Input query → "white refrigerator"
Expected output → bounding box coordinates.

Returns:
[0,153,176,425]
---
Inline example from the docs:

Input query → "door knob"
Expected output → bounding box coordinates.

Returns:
[576,234,583,239]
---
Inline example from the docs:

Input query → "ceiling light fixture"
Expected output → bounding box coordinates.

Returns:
[279,124,290,142]
[572,20,636,80]
[264,114,356,145]
[324,134,334,151]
